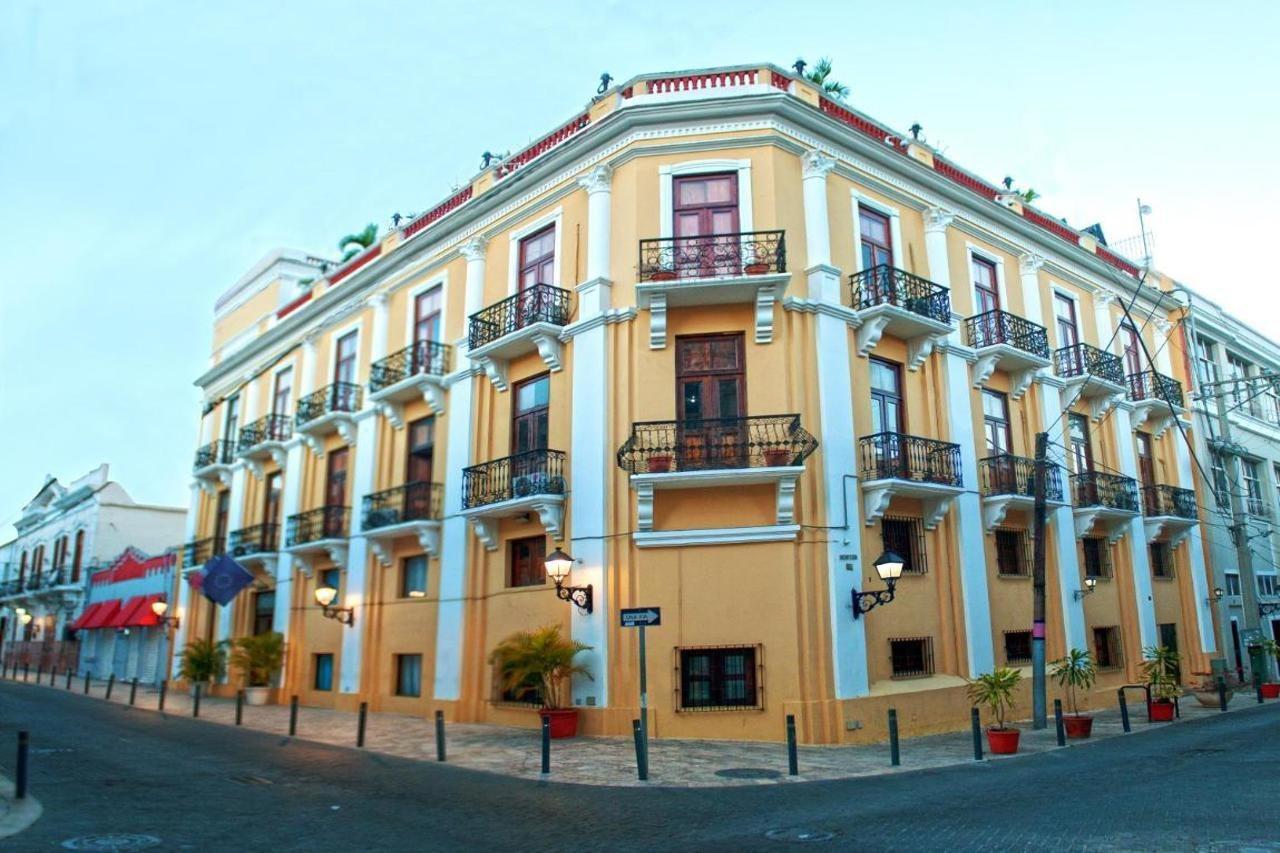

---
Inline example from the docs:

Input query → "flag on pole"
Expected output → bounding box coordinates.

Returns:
[200,554,254,607]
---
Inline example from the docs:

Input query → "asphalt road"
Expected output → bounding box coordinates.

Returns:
[1,682,1277,852]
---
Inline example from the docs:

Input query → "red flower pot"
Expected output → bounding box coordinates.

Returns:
[985,727,1020,755]
[1148,700,1176,721]
[1261,682,1280,699]
[745,262,771,275]
[1063,715,1093,739]
[648,455,673,473]
[763,449,793,467]
[648,269,677,281]
[539,708,579,739]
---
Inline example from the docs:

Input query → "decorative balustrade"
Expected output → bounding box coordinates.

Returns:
[286,506,350,547]
[1054,343,1125,385]
[462,450,566,509]
[637,230,786,282]
[238,414,292,452]
[849,265,951,324]
[1127,370,1183,406]
[495,113,590,178]
[193,440,235,470]
[1071,472,1139,512]
[369,341,453,393]
[362,482,444,530]
[858,432,963,487]
[616,414,817,475]
[979,454,1064,503]
[467,284,571,350]
[296,382,363,425]
[647,69,758,93]
[964,310,1050,358]
[1141,484,1197,519]
[227,524,280,557]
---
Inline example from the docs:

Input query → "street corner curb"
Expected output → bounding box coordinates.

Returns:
[0,776,42,840]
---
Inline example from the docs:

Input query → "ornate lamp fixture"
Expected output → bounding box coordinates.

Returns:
[852,552,905,619]
[150,599,181,634]
[544,547,593,614]
[1074,577,1098,600]
[314,585,355,625]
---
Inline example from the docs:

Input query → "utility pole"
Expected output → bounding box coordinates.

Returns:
[1211,387,1262,663]
[1031,431,1048,729]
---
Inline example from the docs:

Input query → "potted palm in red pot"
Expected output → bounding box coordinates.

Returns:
[1141,645,1182,721]
[490,625,593,738]
[1050,648,1097,738]
[967,666,1022,754]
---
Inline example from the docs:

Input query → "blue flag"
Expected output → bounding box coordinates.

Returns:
[201,554,254,606]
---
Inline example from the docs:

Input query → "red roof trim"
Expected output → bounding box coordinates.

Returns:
[403,186,473,240]
[275,290,312,320]
[495,113,590,179]
[328,243,382,286]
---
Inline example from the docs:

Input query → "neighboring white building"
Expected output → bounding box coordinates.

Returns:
[0,464,185,671]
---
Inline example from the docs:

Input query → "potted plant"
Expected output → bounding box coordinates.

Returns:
[1257,638,1280,698]
[1141,645,1182,721]
[179,638,227,695]
[1050,648,1097,738]
[647,454,673,473]
[1189,672,1235,708]
[967,666,1022,754]
[490,625,593,738]
[643,263,677,282]
[230,631,285,706]
[763,448,793,467]
[744,260,771,275]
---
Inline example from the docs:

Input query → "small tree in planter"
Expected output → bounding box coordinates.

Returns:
[230,632,285,706]
[1257,638,1280,698]
[490,625,593,738]
[1141,645,1182,721]
[967,666,1023,754]
[179,638,227,695]
[1050,648,1098,738]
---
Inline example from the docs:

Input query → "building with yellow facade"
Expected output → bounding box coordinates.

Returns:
[173,63,1220,743]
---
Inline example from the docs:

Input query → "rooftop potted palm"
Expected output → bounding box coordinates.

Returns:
[1141,645,1182,721]
[967,666,1022,754]
[1050,648,1097,738]
[179,638,227,696]
[230,632,285,706]
[490,625,592,738]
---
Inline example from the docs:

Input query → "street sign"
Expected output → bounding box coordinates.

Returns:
[620,607,661,628]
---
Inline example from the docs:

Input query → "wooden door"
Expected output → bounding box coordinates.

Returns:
[325,448,349,537]
[673,174,740,278]
[406,417,435,520]
[675,334,746,468]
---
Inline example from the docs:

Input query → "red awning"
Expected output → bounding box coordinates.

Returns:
[122,594,163,628]
[108,596,146,628]
[80,600,122,630]
[69,602,104,631]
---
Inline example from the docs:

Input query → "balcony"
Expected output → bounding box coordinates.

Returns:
[1071,471,1140,542]
[467,284,571,390]
[237,414,292,477]
[1141,484,1198,548]
[362,481,445,563]
[1126,370,1184,436]
[850,265,954,371]
[858,432,963,529]
[460,450,566,549]
[368,341,453,426]
[1054,344,1126,421]
[616,415,818,545]
[182,536,225,570]
[295,382,362,454]
[635,231,790,349]
[227,523,280,564]
[964,311,1051,399]
[284,506,350,569]
[978,454,1065,530]
[192,440,235,490]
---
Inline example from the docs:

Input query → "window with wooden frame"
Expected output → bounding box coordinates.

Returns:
[394,654,422,698]
[518,226,556,290]
[71,530,84,583]
[334,331,358,385]
[889,637,934,678]
[1054,292,1079,349]
[1092,626,1123,669]
[511,374,550,454]
[880,516,926,575]
[313,653,334,691]
[994,529,1030,577]
[1003,630,1033,665]
[273,367,293,417]
[414,287,443,344]
[1081,537,1112,579]
[1224,572,1242,596]
[676,645,761,711]
[971,255,1000,314]
[400,555,428,598]
[1120,321,1142,378]
[1149,541,1175,579]
[508,536,546,588]
[858,206,893,270]
[982,389,1011,455]
[252,591,275,636]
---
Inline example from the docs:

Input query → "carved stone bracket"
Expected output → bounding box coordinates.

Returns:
[907,332,944,372]
[469,517,498,551]
[531,332,563,373]
[648,292,668,350]
[475,356,507,391]
[855,315,890,359]
[1074,508,1130,543]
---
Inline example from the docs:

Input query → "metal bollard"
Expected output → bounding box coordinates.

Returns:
[1256,674,1265,705]
[83,672,90,694]
[357,702,367,747]
[540,715,551,775]
[785,713,799,776]
[65,668,73,690]
[129,677,139,706]
[23,665,30,682]
[289,695,298,736]
[632,719,647,781]
[50,666,57,687]
[1218,676,1228,711]
[435,710,446,762]
[158,680,167,711]
[106,673,115,701]
[193,683,202,718]
[235,690,244,725]
[36,665,42,683]
[1054,699,1066,746]
[1118,689,1130,732]
[887,708,900,767]
[971,707,984,760]
[15,731,29,800]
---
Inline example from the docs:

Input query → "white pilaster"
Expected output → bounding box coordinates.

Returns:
[1172,423,1215,652]
[1113,405,1157,647]
[339,413,378,694]
[215,466,249,664]
[1152,318,1176,376]
[1035,379,1088,651]
[370,291,391,362]
[923,207,956,290]
[461,238,488,318]
[1094,291,1117,352]
[171,481,203,678]
[579,165,613,286]
[1018,254,1046,328]
[300,333,319,397]
[272,441,307,686]
[801,151,835,269]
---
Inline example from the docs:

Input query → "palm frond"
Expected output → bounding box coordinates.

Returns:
[337,223,378,258]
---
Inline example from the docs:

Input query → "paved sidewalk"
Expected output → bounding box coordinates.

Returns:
[3,670,1275,788]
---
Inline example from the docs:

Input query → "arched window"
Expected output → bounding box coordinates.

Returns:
[31,545,44,582]
[71,531,85,583]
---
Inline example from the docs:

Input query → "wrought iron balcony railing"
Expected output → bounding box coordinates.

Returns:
[467,283,571,350]
[615,414,818,475]
[1127,370,1184,407]
[296,382,363,426]
[238,414,292,452]
[637,230,786,282]
[363,481,444,530]
[1141,484,1197,519]
[964,310,1050,358]
[1054,343,1125,385]
[193,440,235,470]
[849,265,951,324]
[369,341,453,393]
[1071,471,1139,512]
[858,432,963,487]
[286,506,350,547]
[1247,496,1272,519]
[228,523,280,557]
[182,536,225,568]
[979,454,1064,503]
[462,449,566,509]
[0,579,22,597]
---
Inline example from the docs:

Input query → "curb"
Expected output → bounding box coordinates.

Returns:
[0,776,42,839]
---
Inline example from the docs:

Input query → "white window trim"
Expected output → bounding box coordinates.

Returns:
[964,243,1007,314]
[403,273,450,350]
[1049,285,1080,350]
[328,320,363,386]
[850,191,904,274]
[659,159,754,238]
[506,208,563,297]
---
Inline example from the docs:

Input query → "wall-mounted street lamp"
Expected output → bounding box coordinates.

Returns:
[545,547,593,614]
[1207,586,1225,605]
[314,585,355,625]
[150,599,181,634]
[852,552,905,619]
[18,611,32,626]
[1260,601,1280,616]
[1074,577,1098,601]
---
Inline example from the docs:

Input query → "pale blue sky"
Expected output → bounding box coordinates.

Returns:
[2,1,1276,541]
